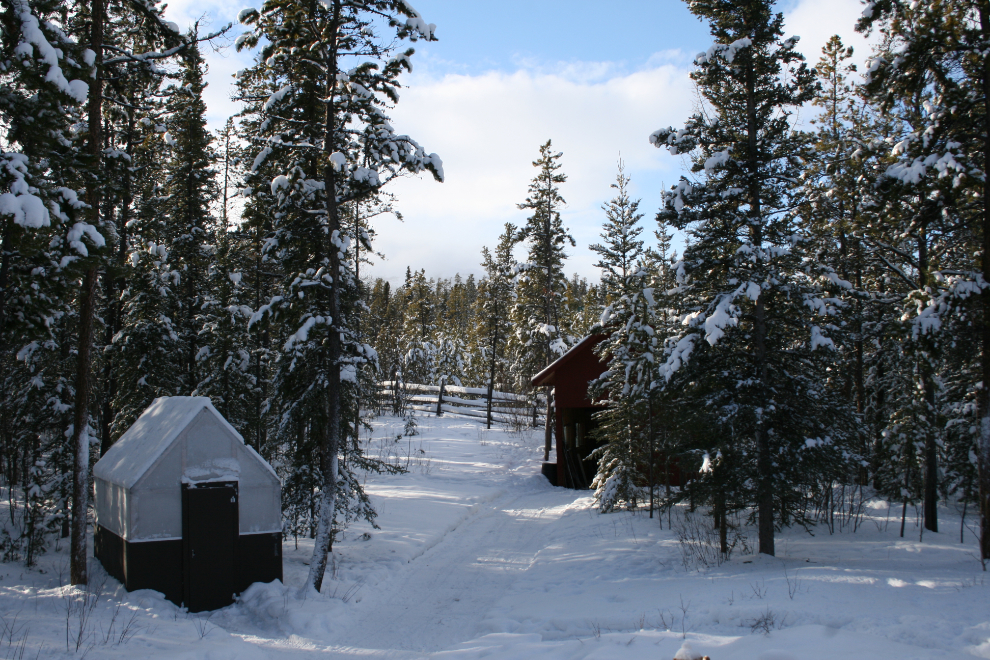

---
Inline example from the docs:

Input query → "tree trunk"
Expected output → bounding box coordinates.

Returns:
[916,219,939,533]
[977,2,990,562]
[100,108,134,455]
[745,44,773,557]
[544,395,553,461]
[71,0,106,587]
[923,370,939,533]
[71,267,98,586]
[754,298,774,556]
[486,325,496,430]
[0,218,12,349]
[306,0,342,594]
[718,492,728,555]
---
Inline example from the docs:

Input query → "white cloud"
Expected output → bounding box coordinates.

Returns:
[783,0,876,67]
[379,62,695,283]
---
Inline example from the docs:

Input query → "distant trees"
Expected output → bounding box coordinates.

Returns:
[478,224,517,428]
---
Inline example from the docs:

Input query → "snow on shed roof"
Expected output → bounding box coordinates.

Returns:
[94,396,275,489]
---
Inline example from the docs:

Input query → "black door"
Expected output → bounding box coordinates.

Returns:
[182,481,238,612]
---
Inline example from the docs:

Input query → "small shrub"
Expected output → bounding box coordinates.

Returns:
[673,510,749,570]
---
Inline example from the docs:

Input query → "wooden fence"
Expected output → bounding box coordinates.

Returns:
[377,381,546,427]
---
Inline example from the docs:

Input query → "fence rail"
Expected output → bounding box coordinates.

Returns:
[377,381,546,427]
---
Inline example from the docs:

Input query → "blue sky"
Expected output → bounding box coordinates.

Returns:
[398,1,712,75]
[164,0,873,284]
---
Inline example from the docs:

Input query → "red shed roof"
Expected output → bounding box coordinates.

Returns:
[531,334,607,387]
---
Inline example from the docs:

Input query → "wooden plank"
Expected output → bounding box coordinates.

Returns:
[378,382,541,403]
[406,404,545,425]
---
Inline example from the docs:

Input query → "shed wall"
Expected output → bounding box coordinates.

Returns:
[94,478,128,539]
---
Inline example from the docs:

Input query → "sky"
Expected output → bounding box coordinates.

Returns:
[163,0,874,285]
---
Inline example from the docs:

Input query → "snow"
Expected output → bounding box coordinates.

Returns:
[704,149,731,173]
[12,0,89,103]
[284,316,324,351]
[809,325,835,351]
[704,296,736,345]
[66,221,106,256]
[696,37,752,66]
[0,190,49,228]
[182,458,240,484]
[271,174,290,194]
[5,416,990,658]
[265,84,294,112]
[352,166,381,186]
[0,153,51,228]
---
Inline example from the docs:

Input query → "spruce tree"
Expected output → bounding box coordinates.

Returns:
[651,0,853,555]
[477,224,517,427]
[0,0,92,564]
[164,41,217,396]
[590,266,657,508]
[236,0,442,592]
[588,161,653,507]
[590,159,645,302]
[513,140,574,460]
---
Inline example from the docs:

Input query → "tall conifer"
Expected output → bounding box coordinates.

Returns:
[651,0,853,555]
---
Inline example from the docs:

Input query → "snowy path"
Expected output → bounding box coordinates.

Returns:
[332,487,570,652]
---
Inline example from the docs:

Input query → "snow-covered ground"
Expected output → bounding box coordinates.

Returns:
[3,415,989,659]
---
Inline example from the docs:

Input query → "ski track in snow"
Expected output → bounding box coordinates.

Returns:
[333,487,569,652]
[2,416,990,659]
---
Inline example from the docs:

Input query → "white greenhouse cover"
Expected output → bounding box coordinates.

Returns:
[95,396,276,487]
[94,397,280,541]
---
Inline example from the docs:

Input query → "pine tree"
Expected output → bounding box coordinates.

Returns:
[590,159,645,302]
[164,41,217,396]
[477,224,517,427]
[651,0,854,555]
[513,140,575,460]
[236,0,442,592]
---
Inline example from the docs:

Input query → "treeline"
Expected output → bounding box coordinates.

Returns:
[364,265,600,392]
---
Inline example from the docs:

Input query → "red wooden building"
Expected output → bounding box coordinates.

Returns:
[531,335,608,489]
[532,335,687,491]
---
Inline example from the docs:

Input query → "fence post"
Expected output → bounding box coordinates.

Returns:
[486,379,494,430]
[436,378,446,417]
[391,368,401,415]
